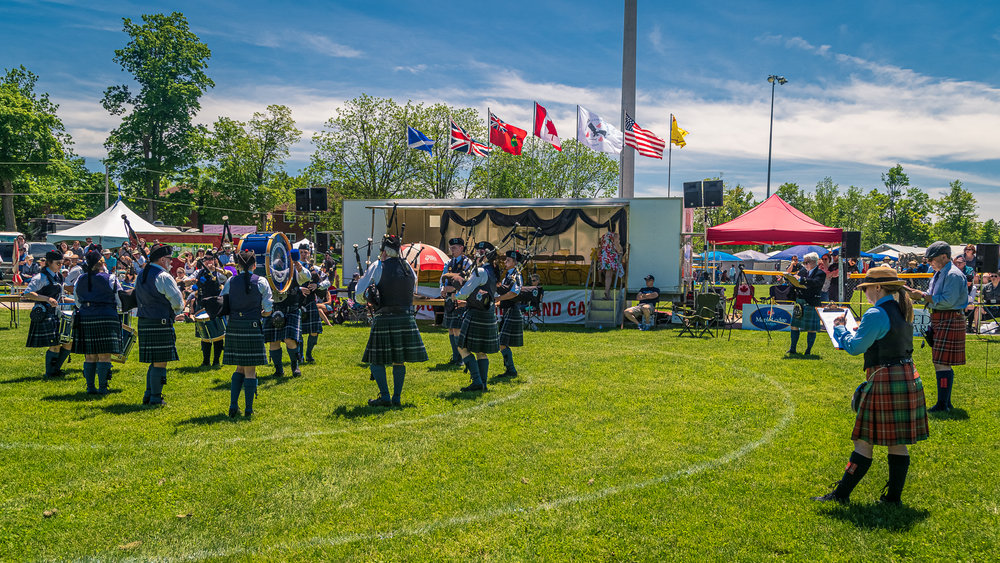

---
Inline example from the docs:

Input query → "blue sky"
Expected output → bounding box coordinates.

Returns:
[5,0,1000,220]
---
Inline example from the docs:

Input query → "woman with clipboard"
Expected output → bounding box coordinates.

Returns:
[786,252,825,356]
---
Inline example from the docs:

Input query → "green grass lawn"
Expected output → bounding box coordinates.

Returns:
[1,321,998,560]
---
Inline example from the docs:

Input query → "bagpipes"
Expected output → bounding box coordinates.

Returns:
[117,214,148,312]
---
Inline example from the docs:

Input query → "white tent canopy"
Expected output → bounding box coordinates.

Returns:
[46,199,164,247]
[735,249,769,260]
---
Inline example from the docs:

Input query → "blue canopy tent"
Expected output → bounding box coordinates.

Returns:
[768,245,831,261]
[830,246,896,261]
[703,250,742,262]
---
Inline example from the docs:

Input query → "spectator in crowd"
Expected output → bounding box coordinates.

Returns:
[57,241,69,254]
[785,255,806,276]
[20,255,40,278]
[347,272,360,301]
[63,252,83,292]
[916,256,931,273]
[182,252,198,277]
[819,253,838,302]
[174,267,187,286]
[103,248,116,271]
[598,229,624,300]
[962,244,979,273]
[728,265,737,283]
[217,248,231,266]
[624,275,659,330]
[904,260,919,274]
[70,240,83,255]
[982,271,1000,325]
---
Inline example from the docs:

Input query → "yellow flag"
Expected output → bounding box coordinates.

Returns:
[671,116,689,148]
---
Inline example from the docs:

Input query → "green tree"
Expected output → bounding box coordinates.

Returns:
[895,188,933,246]
[933,179,979,243]
[12,158,106,234]
[979,219,1000,244]
[102,12,214,221]
[811,177,838,227]
[406,102,483,199]
[774,182,810,214]
[470,138,618,199]
[716,183,757,224]
[880,164,909,237]
[0,65,71,231]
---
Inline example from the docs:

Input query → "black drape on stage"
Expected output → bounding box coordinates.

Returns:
[439,208,627,249]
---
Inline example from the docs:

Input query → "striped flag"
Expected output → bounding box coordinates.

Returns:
[449,119,492,157]
[623,113,665,159]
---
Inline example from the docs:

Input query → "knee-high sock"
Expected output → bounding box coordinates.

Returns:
[149,367,166,403]
[833,451,873,500]
[477,357,489,384]
[392,364,405,403]
[269,349,284,374]
[55,348,70,371]
[501,347,516,373]
[82,361,97,392]
[213,340,224,364]
[44,350,58,377]
[449,335,460,361]
[942,369,954,408]
[933,369,953,408]
[884,454,911,503]
[243,378,257,414]
[805,332,817,353]
[230,372,245,411]
[306,335,318,360]
[201,341,212,364]
[789,330,800,353]
[96,362,111,392]
[143,364,153,402]
[287,346,299,371]
[370,365,390,398]
[463,355,482,386]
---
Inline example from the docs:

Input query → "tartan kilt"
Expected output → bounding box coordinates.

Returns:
[853,362,929,446]
[362,313,428,365]
[791,299,822,332]
[72,315,123,355]
[263,308,301,343]
[300,301,324,335]
[458,308,500,354]
[930,310,966,366]
[497,306,524,347]
[443,300,465,329]
[137,318,179,363]
[223,319,267,366]
[26,311,60,348]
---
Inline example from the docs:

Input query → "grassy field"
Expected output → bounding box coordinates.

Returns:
[1,319,997,561]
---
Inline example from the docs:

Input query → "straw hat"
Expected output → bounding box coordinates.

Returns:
[856,265,905,289]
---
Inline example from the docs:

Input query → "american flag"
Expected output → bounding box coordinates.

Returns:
[449,119,492,157]
[624,113,665,159]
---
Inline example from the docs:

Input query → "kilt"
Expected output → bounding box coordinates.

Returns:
[300,301,324,335]
[852,362,929,446]
[137,318,179,363]
[791,299,822,332]
[930,310,966,366]
[72,315,123,355]
[443,300,465,329]
[26,311,60,348]
[264,308,301,343]
[497,306,524,347]
[362,313,428,365]
[223,318,267,366]
[458,308,500,354]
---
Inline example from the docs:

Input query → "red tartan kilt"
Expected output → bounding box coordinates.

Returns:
[930,310,966,366]
[852,362,929,446]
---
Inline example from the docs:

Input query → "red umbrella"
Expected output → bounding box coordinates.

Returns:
[400,243,450,271]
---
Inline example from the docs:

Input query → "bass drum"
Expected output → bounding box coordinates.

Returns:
[236,232,293,293]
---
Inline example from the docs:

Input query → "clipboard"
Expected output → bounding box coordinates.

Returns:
[781,273,805,289]
[817,307,858,349]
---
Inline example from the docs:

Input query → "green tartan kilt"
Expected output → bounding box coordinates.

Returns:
[300,301,324,335]
[458,308,500,354]
[264,308,301,343]
[223,318,267,366]
[791,299,822,332]
[137,318,179,363]
[497,306,524,347]
[26,310,60,348]
[443,301,464,329]
[362,313,429,365]
[72,315,122,355]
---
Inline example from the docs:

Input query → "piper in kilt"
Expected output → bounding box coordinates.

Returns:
[788,252,825,356]
[135,244,186,406]
[24,250,73,379]
[221,250,274,417]
[454,241,501,392]
[356,234,427,407]
[71,249,124,394]
[439,238,473,366]
[814,266,928,506]
[495,250,525,379]
[184,251,228,368]
[297,245,323,363]
[265,249,312,378]
[906,241,969,413]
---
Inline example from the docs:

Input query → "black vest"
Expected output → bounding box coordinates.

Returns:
[37,269,64,299]
[498,269,521,311]
[467,264,497,306]
[136,266,174,320]
[377,257,415,309]
[863,299,913,370]
[229,273,263,320]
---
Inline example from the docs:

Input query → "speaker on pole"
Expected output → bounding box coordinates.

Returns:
[316,232,330,254]
[976,243,999,273]
[702,180,724,207]
[295,188,310,212]
[842,231,861,259]
[310,187,328,211]
[683,181,702,208]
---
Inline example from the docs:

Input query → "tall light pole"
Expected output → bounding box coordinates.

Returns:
[766,74,787,199]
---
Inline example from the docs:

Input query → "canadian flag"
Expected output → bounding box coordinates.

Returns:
[533,102,562,151]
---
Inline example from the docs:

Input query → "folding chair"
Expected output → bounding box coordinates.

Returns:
[677,293,722,338]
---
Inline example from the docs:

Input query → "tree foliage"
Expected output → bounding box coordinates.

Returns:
[933,180,979,243]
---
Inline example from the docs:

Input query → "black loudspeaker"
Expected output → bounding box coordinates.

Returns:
[702,180,723,207]
[310,187,328,211]
[842,231,861,259]
[316,232,330,254]
[295,188,310,212]
[976,243,999,273]
[683,182,702,208]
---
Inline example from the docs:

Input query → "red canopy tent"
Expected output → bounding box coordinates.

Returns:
[707,195,842,245]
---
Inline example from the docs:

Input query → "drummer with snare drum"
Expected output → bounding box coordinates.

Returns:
[24,250,74,379]
[183,250,229,368]
[71,248,124,394]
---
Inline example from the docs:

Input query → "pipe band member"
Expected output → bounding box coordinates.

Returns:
[905,240,968,413]
[356,233,428,407]
[72,248,124,394]
[24,250,72,379]
[814,266,929,506]
[222,249,274,418]
[454,241,501,392]
[135,244,186,405]
[264,247,312,378]
[185,250,228,368]
[495,250,525,378]
[788,252,825,356]
[296,245,323,363]
[439,237,473,366]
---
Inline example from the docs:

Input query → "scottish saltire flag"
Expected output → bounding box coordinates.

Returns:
[407,126,435,153]
[449,119,492,157]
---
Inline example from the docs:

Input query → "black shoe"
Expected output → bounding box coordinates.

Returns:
[244,410,253,418]
[291,368,302,378]
[461,383,487,392]
[877,494,902,507]
[391,398,401,407]
[928,404,950,413]
[142,396,150,405]
[200,362,211,368]
[368,396,392,407]
[212,361,221,368]
[811,491,848,504]
[786,350,799,356]
[494,370,518,379]
[272,370,284,378]
[304,357,315,364]
[229,408,241,418]
[50,369,66,378]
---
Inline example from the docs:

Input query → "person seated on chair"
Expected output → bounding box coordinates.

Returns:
[788,252,825,356]
[982,271,1000,320]
[624,275,659,331]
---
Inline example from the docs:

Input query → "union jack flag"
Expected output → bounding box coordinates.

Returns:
[449,119,492,157]
[624,112,665,159]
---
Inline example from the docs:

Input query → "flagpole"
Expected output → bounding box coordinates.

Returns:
[531,102,537,198]
[486,106,491,197]
[668,114,673,198]
[575,105,581,197]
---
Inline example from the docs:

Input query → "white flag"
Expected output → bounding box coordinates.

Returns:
[577,106,623,155]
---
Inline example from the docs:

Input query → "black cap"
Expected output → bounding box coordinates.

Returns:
[381,234,401,251]
[474,241,495,252]
[505,250,525,263]
[45,250,63,263]
[149,244,173,263]
[925,241,951,260]
[85,249,103,270]
[448,237,465,247]
[644,274,655,281]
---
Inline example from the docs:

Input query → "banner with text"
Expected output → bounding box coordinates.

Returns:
[414,287,589,324]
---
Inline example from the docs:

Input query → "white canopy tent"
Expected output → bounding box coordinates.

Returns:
[46,199,164,248]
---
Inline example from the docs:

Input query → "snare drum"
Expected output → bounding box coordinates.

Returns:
[236,232,293,293]
[111,323,136,363]
[58,309,76,343]
[194,310,226,342]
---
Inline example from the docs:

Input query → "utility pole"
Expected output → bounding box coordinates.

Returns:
[620,0,636,198]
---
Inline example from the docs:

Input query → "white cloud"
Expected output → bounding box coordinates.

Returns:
[393,64,427,74]
[299,33,363,58]
[649,24,664,54]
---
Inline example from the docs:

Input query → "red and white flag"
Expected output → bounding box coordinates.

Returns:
[624,112,665,159]
[533,102,561,151]
[12,242,23,285]
[449,119,492,157]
